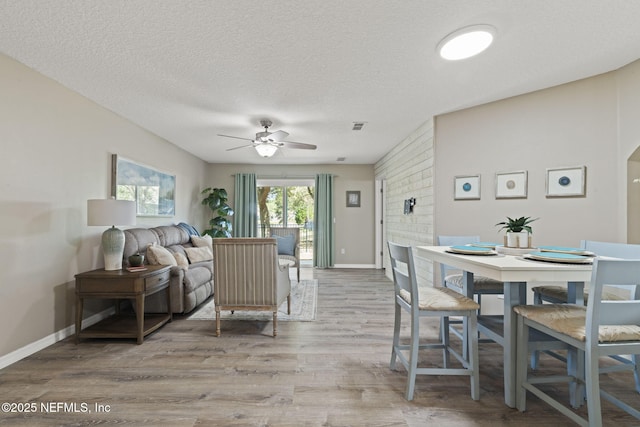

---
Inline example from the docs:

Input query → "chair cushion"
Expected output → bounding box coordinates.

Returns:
[400,287,480,311]
[184,246,213,263]
[514,304,640,342]
[445,274,503,292]
[273,234,296,256]
[279,258,295,268]
[147,244,178,266]
[532,285,626,302]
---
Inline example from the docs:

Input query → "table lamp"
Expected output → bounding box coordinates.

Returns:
[87,198,136,270]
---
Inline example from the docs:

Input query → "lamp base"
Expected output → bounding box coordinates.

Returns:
[102,226,125,270]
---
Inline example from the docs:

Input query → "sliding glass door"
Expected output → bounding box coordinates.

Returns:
[257,180,314,261]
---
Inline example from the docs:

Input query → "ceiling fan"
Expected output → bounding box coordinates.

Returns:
[218,119,317,157]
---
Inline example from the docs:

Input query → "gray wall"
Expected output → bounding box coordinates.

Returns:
[434,70,620,248]
[205,163,376,266]
[0,53,209,364]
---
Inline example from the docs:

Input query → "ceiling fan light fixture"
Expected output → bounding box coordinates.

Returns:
[437,24,495,60]
[255,143,278,158]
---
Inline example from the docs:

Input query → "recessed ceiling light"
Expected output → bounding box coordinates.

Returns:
[437,24,496,60]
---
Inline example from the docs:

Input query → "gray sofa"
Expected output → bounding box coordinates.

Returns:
[123,225,213,314]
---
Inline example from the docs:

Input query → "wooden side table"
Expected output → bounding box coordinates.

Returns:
[75,265,172,344]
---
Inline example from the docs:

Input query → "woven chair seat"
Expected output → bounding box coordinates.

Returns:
[514,303,640,343]
[532,285,625,303]
[400,286,480,311]
[445,274,504,292]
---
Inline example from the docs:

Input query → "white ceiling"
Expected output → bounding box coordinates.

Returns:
[2,1,640,165]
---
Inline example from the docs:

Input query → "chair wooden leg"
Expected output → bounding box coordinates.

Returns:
[515,315,529,412]
[468,312,480,400]
[287,295,291,314]
[406,312,419,401]
[390,303,401,370]
[273,312,278,337]
[585,348,603,427]
[632,355,640,393]
[215,308,221,337]
[530,291,543,370]
[441,316,450,368]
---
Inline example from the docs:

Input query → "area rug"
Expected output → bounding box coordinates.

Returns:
[187,279,318,321]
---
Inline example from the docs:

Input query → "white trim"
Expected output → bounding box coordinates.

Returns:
[333,264,377,269]
[0,307,114,370]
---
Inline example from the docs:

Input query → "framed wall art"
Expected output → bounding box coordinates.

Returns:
[346,190,361,207]
[495,170,528,199]
[546,166,586,198]
[454,175,481,200]
[111,154,176,216]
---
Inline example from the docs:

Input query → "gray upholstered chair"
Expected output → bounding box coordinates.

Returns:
[269,227,301,282]
[213,238,291,337]
[515,258,640,426]
[388,241,480,401]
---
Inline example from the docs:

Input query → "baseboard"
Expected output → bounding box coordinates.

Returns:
[0,307,115,370]
[333,264,377,269]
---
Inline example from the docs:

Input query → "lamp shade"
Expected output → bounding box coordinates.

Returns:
[255,144,278,158]
[87,199,136,226]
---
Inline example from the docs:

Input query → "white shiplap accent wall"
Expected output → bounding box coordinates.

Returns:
[374,119,435,288]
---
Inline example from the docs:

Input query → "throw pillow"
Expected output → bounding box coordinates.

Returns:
[273,234,296,256]
[191,234,213,251]
[147,245,178,266]
[184,246,213,263]
[173,252,189,271]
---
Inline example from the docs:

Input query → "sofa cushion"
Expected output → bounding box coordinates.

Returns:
[173,252,189,270]
[147,245,178,266]
[153,225,190,247]
[191,235,213,251]
[274,234,296,256]
[183,265,213,293]
[184,246,213,263]
[123,228,160,260]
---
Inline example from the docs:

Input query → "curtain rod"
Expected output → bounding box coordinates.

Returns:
[230,174,337,178]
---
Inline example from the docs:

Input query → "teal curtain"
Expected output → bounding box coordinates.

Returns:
[314,173,334,268]
[233,173,257,237]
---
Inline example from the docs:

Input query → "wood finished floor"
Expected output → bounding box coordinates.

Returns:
[1,268,639,426]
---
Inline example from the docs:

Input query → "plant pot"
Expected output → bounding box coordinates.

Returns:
[505,231,530,248]
[128,253,144,267]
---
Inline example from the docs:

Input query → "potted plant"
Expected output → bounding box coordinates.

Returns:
[495,216,537,248]
[201,187,234,238]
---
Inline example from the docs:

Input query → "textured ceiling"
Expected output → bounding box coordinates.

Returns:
[2,1,640,164]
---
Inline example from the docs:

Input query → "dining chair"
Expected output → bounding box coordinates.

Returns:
[532,240,640,305]
[388,241,480,401]
[515,258,640,426]
[437,235,504,356]
[530,240,640,390]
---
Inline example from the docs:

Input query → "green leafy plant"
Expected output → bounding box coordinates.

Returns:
[201,187,234,238]
[495,216,537,234]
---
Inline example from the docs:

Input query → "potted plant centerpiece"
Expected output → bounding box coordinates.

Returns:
[201,187,234,238]
[495,216,537,248]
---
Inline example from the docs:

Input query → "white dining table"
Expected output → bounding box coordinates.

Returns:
[415,246,593,408]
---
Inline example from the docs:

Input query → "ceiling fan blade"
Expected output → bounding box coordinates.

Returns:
[266,130,289,142]
[282,141,317,150]
[217,134,254,142]
[226,144,254,151]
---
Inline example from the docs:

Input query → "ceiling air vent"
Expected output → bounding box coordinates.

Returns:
[352,122,366,131]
